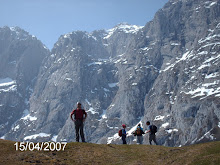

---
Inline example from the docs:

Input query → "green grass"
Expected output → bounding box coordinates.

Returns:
[0,140,220,165]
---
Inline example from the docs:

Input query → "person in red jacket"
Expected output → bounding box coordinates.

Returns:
[70,102,87,142]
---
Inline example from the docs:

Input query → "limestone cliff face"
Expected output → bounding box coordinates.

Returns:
[142,0,220,146]
[1,0,220,146]
[0,27,49,140]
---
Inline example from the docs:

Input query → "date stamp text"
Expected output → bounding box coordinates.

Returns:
[14,142,67,151]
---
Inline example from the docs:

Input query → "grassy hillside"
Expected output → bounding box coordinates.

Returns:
[0,140,220,165]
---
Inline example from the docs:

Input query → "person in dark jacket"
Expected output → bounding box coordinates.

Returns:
[70,102,87,142]
[121,124,127,144]
[146,121,158,145]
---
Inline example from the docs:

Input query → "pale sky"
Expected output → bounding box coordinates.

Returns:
[0,0,169,49]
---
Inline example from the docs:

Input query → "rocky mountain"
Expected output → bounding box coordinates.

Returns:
[0,26,49,140]
[142,0,220,146]
[1,0,220,147]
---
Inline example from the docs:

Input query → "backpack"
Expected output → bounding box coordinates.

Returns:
[150,125,157,134]
[118,129,122,137]
[136,127,141,135]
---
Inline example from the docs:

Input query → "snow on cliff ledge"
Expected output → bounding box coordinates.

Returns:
[104,23,144,39]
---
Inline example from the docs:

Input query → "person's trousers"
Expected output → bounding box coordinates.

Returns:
[74,120,85,142]
[122,135,127,144]
[137,136,143,144]
[149,134,158,145]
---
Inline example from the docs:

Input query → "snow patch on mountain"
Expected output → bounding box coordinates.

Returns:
[0,78,17,93]
[24,133,51,141]
[204,1,217,8]
[194,129,215,143]
[104,23,143,39]
[107,133,119,144]
[154,115,165,121]
[198,34,220,44]
[87,62,103,66]
[85,99,98,114]
[100,109,107,119]
[161,123,169,128]
[12,125,20,131]
[21,109,37,121]
[108,83,118,88]
[181,84,220,99]
[0,135,5,139]
[51,135,58,142]
[0,78,16,87]
[161,51,194,72]
[166,129,178,134]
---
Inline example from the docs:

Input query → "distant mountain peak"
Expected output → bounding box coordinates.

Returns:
[0,26,38,42]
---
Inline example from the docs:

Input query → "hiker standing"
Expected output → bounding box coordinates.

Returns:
[70,102,87,142]
[121,124,127,144]
[146,121,158,145]
[133,124,145,144]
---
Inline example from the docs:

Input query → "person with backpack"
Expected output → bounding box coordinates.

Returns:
[70,102,87,142]
[133,123,145,144]
[146,121,158,145]
[119,124,127,144]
